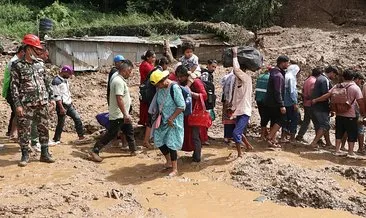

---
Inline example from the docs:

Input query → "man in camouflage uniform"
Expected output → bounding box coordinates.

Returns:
[11,34,55,167]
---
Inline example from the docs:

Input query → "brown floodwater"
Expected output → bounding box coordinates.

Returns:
[0,133,363,217]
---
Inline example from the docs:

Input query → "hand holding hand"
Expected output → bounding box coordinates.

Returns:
[16,106,24,117]
[280,107,286,115]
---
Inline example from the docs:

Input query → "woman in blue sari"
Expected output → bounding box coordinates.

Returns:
[149,69,185,176]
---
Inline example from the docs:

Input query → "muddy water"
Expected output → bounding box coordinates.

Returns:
[0,133,363,217]
[100,143,361,217]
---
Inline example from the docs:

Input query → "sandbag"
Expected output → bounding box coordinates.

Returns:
[222,46,263,71]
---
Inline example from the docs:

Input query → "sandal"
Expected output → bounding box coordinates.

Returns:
[168,171,178,177]
[307,145,320,151]
[266,139,281,148]
[333,151,347,157]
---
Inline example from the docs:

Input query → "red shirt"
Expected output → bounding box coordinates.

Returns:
[168,72,177,81]
[303,76,317,107]
[139,61,154,84]
[191,79,207,108]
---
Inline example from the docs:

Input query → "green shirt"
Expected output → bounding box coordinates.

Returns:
[2,55,19,98]
[2,65,10,98]
[108,74,130,120]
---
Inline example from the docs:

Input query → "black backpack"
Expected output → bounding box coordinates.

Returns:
[202,81,216,110]
[139,67,158,104]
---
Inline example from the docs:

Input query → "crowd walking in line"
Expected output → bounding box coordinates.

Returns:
[2,34,366,176]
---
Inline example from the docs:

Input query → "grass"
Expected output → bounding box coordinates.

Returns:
[0,2,177,40]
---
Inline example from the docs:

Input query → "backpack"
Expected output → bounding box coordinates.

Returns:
[330,83,355,114]
[255,72,270,103]
[139,68,158,104]
[202,81,216,110]
[170,84,193,116]
[222,46,263,71]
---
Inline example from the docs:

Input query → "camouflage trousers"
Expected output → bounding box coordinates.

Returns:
[17,105,49,149]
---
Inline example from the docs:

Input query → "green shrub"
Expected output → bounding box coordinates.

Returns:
[0,3,37,39]
[213,0,283,29]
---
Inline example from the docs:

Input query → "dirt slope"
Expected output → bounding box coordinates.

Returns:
[281,0,366,27]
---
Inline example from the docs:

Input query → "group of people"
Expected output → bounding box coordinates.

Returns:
[256,59,366,156]
[91,42,227,176]
[2,34,365,175]
[90,44,255,176]
[2,34,85,166]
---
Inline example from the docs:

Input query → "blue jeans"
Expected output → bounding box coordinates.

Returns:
[233,115,250,143]
[53,104,84,141]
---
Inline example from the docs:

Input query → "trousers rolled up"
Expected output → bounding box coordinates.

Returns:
[93,118,136,153]
[53,104,84,141]
[17,105,50,149]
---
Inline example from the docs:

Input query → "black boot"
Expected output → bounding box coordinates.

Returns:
[40,146,55,163]
[18,148,29,167]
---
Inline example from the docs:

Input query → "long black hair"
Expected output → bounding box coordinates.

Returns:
[141,50,155,61]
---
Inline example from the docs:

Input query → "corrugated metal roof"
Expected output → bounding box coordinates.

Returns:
[46,36,161,44]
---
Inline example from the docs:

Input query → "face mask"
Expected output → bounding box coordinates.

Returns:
[30,47,44,63]
[30,53,39,62]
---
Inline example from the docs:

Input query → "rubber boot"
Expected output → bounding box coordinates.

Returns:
[40,146,55,163]
[18,148,29,167]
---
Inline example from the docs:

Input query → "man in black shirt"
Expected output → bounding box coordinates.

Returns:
[309,66,338,149]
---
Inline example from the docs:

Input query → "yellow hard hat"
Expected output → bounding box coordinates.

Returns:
[150,69,169,85]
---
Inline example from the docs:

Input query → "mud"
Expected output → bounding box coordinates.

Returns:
[326,166,366,187]
[1,26,366,217]
[0,147,163,218]
[231,154,366,217]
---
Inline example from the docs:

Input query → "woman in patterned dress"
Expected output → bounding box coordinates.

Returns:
[149,69,185,177]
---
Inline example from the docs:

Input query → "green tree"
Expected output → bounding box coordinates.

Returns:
[213,0,283,29]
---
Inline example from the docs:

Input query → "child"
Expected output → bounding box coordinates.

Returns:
[201,59,217,83]
[200,59,218,145]
[179,42,201,86]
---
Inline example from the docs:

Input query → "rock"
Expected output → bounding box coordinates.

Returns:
[253,196,266,202]
[351,37,361,43]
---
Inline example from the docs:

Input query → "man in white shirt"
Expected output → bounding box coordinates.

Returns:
[231,47,253,157]
[90,60,137,162]
[50,65,85,144]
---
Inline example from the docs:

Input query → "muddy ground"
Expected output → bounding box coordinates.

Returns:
[1,26,366,217]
